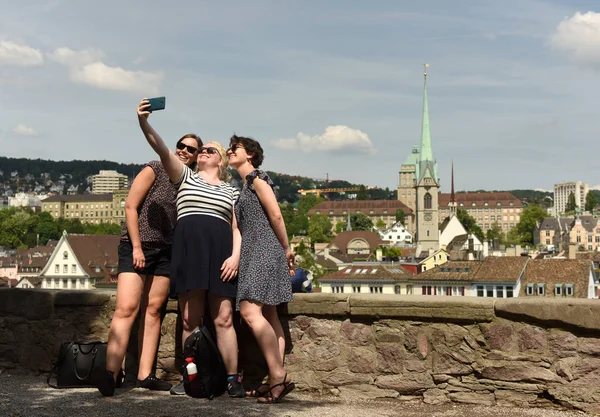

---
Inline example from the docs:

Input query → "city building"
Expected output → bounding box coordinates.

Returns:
[41,191,128,224]
[534,215,600,252]
[320,264,414,294]
[378,221,412,245]
[554,181,589,215]
[439,192,522,232]
[307,200,414,233]
[8,192,47,210]
[397,65,440,255]
[39,231,120,290]
[91,170,129,194]
[520,259,596,299]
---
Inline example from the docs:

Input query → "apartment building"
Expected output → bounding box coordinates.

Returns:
[438,192,522,232]
[534,215,600,252]
[554,181,589,215]
[40,191,128,224]
[91,170,129,194]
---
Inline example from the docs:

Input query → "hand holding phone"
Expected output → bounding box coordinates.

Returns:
[146,96,166,112]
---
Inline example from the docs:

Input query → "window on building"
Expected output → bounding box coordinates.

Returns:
[537,284,545,296]
[369,286,383,294]
[496,286,504,298]
[506,286,514,298]
[526,284,534,295]
[406,285,413,295]
[589,236,593,243]
[95,266,101,273]
[555,284,563,296]
[63,264,68,273]
[62,279,68,288]
[71,264,76,273]
[80,279,85,286]
[394,285,401,294]
[63,251,68,260]
[546,239,550,245]
[352,286,361,293]
[486,286,494,297]
[565,284,574,296]
[476,286,484,297]
[332,285,344,293]
[424,193,432,209]
[445,287,452,296]
[71,279,77,288]
[55,265,59,273]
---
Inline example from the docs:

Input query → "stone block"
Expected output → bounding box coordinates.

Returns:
[548,330,577,358]
[307,319,340,341]
[348,347,376,373]
[495,298,600,331]
[494,390,538,407]
[286,293,350,316]
[578,337,600,355]
[340,320,372,346]
[375,344,404,374]
[484,323,515,351]
[54,290,112,306]
[518,326,547,353]
[432,350,472,376]
[0,289,54,320]
[447,391,495,406]
[349,295,495,322]
[423,388,450,404]
[320,370,372,387]
[480,365,563,383]
[338,384,399,399]
[374,373,434,394]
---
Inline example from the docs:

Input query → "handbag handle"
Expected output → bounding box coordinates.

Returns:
[73,347,98,381]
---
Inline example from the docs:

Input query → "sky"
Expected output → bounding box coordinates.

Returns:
[1,0,599,192]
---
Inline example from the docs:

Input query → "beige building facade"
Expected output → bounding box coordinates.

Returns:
[92,170,129,194]
[41,191,128,224]
[554,181,589,215]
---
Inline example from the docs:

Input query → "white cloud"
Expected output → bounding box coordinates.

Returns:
[48,47,163,94]
[0,40,43,67]
[272,125,376,154]
[550,11,600,70]
[13,124,38,136]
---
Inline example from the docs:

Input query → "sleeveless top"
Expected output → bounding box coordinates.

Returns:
[175,165,239,224]
[120,160,177,245]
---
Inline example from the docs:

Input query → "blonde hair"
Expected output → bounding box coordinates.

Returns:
[206,142,231,182]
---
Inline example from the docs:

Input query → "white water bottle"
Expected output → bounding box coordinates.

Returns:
[186,358,197,381]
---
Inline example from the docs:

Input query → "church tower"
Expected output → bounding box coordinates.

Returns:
[415,64,440,254]
[449,161,457,216]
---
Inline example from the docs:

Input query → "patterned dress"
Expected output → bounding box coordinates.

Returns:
[235,170,293,310]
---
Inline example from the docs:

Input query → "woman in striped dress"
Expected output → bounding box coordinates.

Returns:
[136,99,245,397]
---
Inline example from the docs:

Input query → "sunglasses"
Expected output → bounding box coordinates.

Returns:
[200,147,219,155]
[227,143,244,153]
[176,142,198,154]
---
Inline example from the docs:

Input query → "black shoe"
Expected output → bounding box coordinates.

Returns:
[115,369,125,388]
[227,375,246,398]
[170,380,186,395]
[136,374,172,391]
[96,370,116,397]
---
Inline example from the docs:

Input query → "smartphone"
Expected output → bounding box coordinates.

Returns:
[146,96,166,112]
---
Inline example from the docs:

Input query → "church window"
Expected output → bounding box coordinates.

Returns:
[424,193,432,209]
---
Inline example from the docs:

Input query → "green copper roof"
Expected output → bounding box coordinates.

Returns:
[418,69,438,183]
[403,145,419,166]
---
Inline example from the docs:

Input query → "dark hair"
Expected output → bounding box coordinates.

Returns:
[177,133,203,170]
[229,135,264,168]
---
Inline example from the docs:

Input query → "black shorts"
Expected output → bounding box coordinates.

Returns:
[117,241,172,277]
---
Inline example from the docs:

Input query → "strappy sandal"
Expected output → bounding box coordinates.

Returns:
[257,373,295,404]
[247,383,270,398]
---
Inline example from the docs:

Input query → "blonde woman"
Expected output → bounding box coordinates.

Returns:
[136,99,245,397]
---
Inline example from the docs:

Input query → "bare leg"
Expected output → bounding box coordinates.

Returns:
[240,300,289,399]
[263,305,285,365]
[208,294,238,375]
[137,274,170,380]
[178,290,206,350]
[106,272,145,381]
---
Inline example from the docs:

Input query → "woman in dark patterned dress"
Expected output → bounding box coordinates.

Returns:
[95,133,201,397]
[227,135,296,403]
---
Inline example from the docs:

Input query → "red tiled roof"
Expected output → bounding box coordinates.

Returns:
[520,259,592,298]
[438,192,522,208]
[321,264,414,282]
[475,256,529,282]
[308,200,413,216]
[326,231,383,254]
[66,234,120,279]
[416,261,481,282]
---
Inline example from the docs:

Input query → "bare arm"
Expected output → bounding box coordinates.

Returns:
[137,99,183,183]
[221,211,241,281]
[254,178,296,272]
[125,166,155,269]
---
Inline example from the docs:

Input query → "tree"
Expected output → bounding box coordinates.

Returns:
[295,241,326,284]
[566,192,577,214]
[357,185,369,200]
[296,194,324,217]
[456,208,484,243]
[308,214,332,243]
[585,192,597,213]
[35,211,60,245]
[395,209,406,225]
[351,213,373,231]
[486,222,503,247]
[375,219,386,229]
[335,220,346,234]
[515,204,547,245]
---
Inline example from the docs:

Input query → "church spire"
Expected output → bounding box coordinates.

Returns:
[346,211,352,232]
[450,160,457,215]
[419,64,433,163]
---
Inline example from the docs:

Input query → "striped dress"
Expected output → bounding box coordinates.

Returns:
[170,165,240,298]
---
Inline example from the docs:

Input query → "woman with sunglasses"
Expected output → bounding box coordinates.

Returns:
[135,99,246,398]
[226,135,295,404]
[95,131,201,397]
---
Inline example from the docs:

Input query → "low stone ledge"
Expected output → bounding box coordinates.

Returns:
[349,295,495,323]
[286,293,350,316]
[495,298,600,332]
[54,290,113,306]
[0,288,54,320]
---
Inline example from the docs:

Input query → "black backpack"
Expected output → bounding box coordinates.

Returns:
[182,326,227,399]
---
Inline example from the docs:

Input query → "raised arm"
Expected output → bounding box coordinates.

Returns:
[124,166,156,270]
[253,178,296,272]
[137,99,183,183]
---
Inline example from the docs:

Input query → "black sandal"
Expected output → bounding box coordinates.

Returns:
[258,374,295,404]
[247,383,270,398]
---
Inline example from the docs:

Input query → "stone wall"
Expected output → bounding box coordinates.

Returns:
[1,289,600,414]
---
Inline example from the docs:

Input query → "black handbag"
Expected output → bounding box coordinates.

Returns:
[47,341,107,388]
